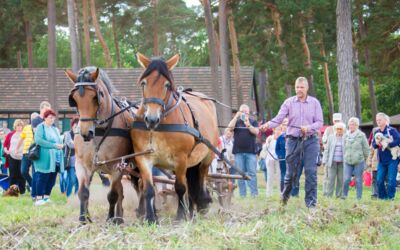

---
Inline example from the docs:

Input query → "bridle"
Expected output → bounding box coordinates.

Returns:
[141,81,183,120]
[69,81,105,124]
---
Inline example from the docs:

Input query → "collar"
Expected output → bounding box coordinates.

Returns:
[294,95,309,103]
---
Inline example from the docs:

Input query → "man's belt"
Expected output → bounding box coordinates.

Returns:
[286,134,317,140]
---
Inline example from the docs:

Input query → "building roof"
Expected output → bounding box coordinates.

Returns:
[0,67,255,113]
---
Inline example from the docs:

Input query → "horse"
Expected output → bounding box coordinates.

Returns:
[65,67,137,224]
[130,53,219,223]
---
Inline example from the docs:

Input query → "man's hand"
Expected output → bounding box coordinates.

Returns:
[300,126,308,134]
[260,122,269,132]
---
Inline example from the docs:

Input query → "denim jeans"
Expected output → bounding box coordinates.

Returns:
[377,159,399,200]
[64,167,78,197]
[60,171,66,194]
[235,153,258,197]
[290,162,304,197]
[30,163,37,198]
[279,160,286,192]
[342,161,364,200]
[1,164,7,175]
[258,159,267,184]
[21,154,33,187]
[35,171,57,197]
[283,136,319,207]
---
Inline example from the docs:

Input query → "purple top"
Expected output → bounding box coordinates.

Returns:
[268,95,323,137]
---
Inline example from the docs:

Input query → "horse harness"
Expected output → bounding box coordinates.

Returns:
[69,81,132,157]
[132,87,249,179]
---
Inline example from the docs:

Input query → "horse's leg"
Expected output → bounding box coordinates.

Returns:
[197,159,213,213]
[131,175,145,220]
[107,172,124,224]
[175,161,189,221]
[136,157,157,223]
[76,161,93,224]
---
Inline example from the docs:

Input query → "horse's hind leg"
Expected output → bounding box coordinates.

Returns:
[76,162,93,224]
[196,161,213,213]
[107,172,124,224]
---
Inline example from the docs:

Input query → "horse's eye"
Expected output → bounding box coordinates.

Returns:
[141,80,147,87]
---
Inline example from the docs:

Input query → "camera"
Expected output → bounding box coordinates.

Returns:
[240,113,246,121]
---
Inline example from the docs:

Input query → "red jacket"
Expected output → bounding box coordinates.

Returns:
[3,130,15,168]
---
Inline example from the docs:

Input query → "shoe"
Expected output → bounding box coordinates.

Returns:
[43,198,51,203]
[34,199,46,206]
[280,197,288,206]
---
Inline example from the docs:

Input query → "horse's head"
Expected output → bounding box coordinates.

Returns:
[137,52,179,129]
[66,67,109,141]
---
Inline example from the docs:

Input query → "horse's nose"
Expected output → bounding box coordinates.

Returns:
[144,115,160,129]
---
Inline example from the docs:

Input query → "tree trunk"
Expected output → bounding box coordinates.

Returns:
[356,0,377,125]
[24,21,33,68]
[299,18,315,96]
[152,0,159,56]
[67,0,79,72]
[258,70,267,121]
[336,0,356,122]
[319,36,334,124]
[48,0,58,119]
[227,5,243,109]
[218,0,232,126]
[16,50,22,68]
[266,3,291,97]
[82,0,91,65]
[90,0,112,67]
[353,34,362,119]
[111,12,121,68]
[201,0,220,101]
[73,0,82,69]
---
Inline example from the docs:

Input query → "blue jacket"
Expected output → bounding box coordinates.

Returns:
[275,134,286,159]
[372,125,400,163]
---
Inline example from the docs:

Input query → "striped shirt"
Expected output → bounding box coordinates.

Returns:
[268,95,323,137]
[333,139,343,162]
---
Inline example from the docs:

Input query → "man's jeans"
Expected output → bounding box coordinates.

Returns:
[342,161,364,200]
[290,162,304,197]
[377,159,399,200]
[21,154,33,187]
[279,160,286,192]
[283,136,319,207]
[235,153,258,197]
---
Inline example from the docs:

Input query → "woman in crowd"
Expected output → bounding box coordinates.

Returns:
[6,119,25,194]
[263,126,282,197]
[322,122,346,198]
[63,117,79,197]
[275,119,287,192]
[372,112,400,200]
[33,109,64,205]
[342,117,369,200]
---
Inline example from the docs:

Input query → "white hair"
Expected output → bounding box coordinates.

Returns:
[376,112,390,124]
[295,77,309,88]
[348,117,360,127]
[239,104,250,112]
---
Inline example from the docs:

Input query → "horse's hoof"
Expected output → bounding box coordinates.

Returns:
[107,217,124,225]
[79,214,92,224]
[145,215,158,225]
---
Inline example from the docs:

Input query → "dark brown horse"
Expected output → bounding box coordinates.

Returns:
[66,67,136,224]
[131,53,219,223]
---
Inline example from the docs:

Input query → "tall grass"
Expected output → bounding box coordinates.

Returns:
[1,173,399,249]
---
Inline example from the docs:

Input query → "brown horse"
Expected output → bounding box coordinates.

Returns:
[66,67,136,224]
[131,53,219,223]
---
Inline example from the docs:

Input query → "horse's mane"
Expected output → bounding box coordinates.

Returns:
[139,58,175,89]
[77,66,117,94]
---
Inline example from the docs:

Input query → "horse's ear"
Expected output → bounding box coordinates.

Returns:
[90,68,100,81]
[137,52,151,68]
[65,69,77,83]
[166,54,179,70]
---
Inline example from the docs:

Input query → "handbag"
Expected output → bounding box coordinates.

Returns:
[26,124,44,161]
[27,143,40,160]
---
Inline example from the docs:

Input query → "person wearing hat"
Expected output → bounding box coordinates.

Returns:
[322,122,346,198]
[322,113,343,196]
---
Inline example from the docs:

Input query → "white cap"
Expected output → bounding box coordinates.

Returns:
[332,113,342,122]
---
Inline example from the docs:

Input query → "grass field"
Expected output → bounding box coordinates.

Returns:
[1,172,400,249]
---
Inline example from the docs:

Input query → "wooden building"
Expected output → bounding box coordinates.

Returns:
[0,67,257,132]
